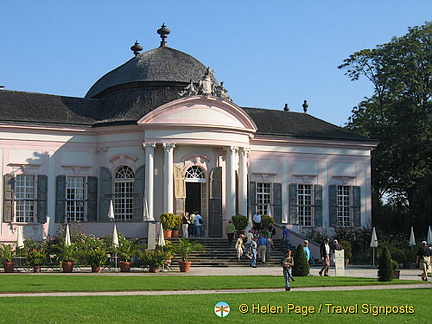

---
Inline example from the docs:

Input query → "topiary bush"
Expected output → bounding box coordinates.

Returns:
[231,214,248,231]
[261,215,275,229]
[378,246,393,282]
[292,244,310,277]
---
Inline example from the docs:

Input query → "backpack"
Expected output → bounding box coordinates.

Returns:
[199,218,203,224]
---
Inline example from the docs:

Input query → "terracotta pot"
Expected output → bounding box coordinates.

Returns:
[393,270,400,279]
[33,265,42,273]
[91,265,101,273]
[2,261,15,273]
[178,260,192,272]
[149,265,160,273]
[119,261,131,272]
[172,229,179,238]
[163,230,172,239]
[62,261,74,273]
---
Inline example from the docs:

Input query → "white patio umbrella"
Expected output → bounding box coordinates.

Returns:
[266,203,272,218]
[65,224,71,247]
[112,224,119,269]
[158,223,166,247]
[108,199,115,220]
[16,226,24,249]
[409,226,416,248]
[370,227,378,267]
[112,224,119,248]
[427,226,432,245]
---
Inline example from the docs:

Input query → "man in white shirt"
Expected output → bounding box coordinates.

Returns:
[319,238,331,276]
[252,213,262,231]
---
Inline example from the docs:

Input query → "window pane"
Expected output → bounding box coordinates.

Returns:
[15,175,35,223]
[115,166,135,221]
[66,176,86,222]
[298,184,313,226]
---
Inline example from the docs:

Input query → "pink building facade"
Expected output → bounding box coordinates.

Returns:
[0,26,377,243]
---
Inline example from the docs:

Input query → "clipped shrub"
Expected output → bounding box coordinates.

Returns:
[292,244,310,277]
[378,247,393,282]
[261,215,275,229]
[231,214,248,231]
[340,241,352,260]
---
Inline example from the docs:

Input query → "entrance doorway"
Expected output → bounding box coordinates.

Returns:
[186,183,201,214]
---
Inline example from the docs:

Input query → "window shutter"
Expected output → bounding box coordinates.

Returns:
[99,167,112,221]
[273,183,282,224]
[288,183,297,224]
[353,186,361,227]
[55,175,66,223]
[208,167,222,237]
[87,176,98,221]
[37,175,48,223]
[3,174,14,223]
[314,184,323,227]
[329,185,337,227]
[133,165,145,221]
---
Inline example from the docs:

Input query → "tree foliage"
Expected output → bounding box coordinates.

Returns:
[339,22,432,233]
[292,244,310,276]
[378,247,393,282]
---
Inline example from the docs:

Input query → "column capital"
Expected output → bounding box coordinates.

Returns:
[239,147,250,156]
[162,143,176,151]
[225,146,238,154]
[143,143,156,150]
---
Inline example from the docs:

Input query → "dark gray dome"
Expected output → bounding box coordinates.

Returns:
[85,46,216,99]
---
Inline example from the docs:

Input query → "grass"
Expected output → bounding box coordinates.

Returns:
[0,289,428,323]
[0,274,420,292]
[0,274,428,323]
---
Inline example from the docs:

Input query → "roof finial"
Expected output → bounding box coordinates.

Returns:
[130,41,143,57]
[157,23,171,47]
[302,100,309,113]
[283,103,289,111]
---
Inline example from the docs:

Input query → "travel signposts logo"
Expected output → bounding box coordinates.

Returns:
[214,301,230,318]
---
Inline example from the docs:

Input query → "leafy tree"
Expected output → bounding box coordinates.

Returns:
[292,244,310,276]
[339,22,432,233]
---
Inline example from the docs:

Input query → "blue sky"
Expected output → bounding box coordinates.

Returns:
[1,1,431,126]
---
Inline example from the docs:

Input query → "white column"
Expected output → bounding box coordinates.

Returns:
[225,146,238,219]
[163,143,175,213]
[238,147,249,216]
[143,143,156,221]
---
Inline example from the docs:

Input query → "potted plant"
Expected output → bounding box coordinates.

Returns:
[392,259,400,279]
[175,239,205,272]
[171,214,182,238]
[116,238,138,272]
[0,243,16,273]
[87,247,108,273]
[160,213,176,238]
[23,239,47,273]
[57,243,77,273]
[141,250,169,273]
[231,214,248,236]
[340,240,352,267]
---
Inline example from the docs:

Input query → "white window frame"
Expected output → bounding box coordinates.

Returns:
[297,184,313,227]
[256,182,271,215]
[15,174,36,223]
[337,185,352,227]
[114,166,135,221]
[66,176,86,222]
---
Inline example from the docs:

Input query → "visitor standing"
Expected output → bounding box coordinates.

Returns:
[281,249,295,291]
[225,220,236,247]
[181,212,189,238]
[319,238,331,276]
[195,211,203,237]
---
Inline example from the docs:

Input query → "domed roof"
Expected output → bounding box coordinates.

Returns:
[85,45,216,99]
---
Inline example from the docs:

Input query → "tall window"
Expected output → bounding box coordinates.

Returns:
[114,166,135,221]
[297,184,313,226]
[15,175,35,223]
[337,185,351,227]
[256,183,271,215]
[66,176,85,222]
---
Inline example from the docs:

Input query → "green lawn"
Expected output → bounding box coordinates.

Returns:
[0,275,428,323]
[0,289,428,323]
[0,274,420,292]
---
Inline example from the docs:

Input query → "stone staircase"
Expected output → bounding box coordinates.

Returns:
[167,238,292,267]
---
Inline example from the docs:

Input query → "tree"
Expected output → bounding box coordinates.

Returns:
[378,247,393,282]
[339,22,432,233]
[292,244,310,277]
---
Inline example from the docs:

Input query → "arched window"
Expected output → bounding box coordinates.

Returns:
[114,166,135,221]
[185,166,206,183]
